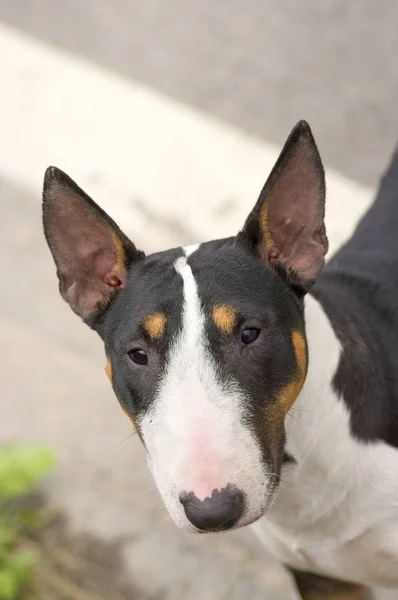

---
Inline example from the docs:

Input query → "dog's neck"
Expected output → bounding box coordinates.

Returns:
[270,293,364,527]
[253,294,398,585]
[285,292,343,460]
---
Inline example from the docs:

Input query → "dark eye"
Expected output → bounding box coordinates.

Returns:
[128,349,148,365]
[241,328,260,345]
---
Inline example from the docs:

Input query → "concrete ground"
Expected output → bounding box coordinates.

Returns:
[1,0,398,187]
[0,4,397,599]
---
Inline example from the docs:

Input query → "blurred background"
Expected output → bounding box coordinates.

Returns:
[0,1,397,599]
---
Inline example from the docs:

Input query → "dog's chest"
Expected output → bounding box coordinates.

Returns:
[256,294,398,586]
[252,443,398,586]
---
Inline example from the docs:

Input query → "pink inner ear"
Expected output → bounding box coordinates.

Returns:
[91,247,125,286]
[268,248,280,261]
[43,171,137,321]
[63,247,127,319]
[107,274,124,289]
[60,239,127,318]
[264,146,327,280]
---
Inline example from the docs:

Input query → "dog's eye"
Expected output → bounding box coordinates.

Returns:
[241,328,260,345]
[128,349,148,365]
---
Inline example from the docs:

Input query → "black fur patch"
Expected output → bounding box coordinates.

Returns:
[100,247,185,420]
[312,145,398,449]
[187,240,306,474]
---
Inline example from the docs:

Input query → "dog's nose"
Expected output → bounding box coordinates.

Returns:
[179,485,245,532]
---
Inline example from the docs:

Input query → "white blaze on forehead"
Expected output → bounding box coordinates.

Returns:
[174,252,203,351]
[141,247,269,531]
[183,243,200,257]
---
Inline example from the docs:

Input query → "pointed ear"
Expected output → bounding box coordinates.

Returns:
[239,120,328,285]
[42,167,144,325]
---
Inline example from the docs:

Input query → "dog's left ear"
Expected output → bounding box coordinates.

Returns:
[239,120,328,285]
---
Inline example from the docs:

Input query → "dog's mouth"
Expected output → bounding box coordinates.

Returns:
[147,452,279,533]
[182,502,270,535]
[165,484,274,535]
[178,485,246,533]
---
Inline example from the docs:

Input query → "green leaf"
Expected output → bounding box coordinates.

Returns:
[17,511,46,533]
[0,444,54,597]
[0,521,17,550]
[7,548,38,585]
[0,569,18,600]
[0,445,55,500]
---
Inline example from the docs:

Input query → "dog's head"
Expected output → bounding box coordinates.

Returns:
[42,121,327,533]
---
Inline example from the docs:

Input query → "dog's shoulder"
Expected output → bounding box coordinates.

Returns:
[311,238,398,449]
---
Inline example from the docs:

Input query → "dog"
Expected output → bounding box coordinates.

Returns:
[42,121,398,599]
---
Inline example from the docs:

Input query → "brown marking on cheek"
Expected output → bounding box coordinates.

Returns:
[143,312,167,339]
[261,330,308,448]
[212,305,237,333]
[105,358,112,383]
[104,358,143,442]
[292,330,307,381]
[121,406,143,441]
[262,401,286,460]
[279,330,307,410]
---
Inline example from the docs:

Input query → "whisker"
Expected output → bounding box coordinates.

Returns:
[111,431,136,448]
[156,502,167,514]
[144,485,158,493]
[267,471,282,481]
[285,410,300,425]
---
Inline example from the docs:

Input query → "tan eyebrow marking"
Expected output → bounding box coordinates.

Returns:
[143,312,167,338]
[212,305,238,333]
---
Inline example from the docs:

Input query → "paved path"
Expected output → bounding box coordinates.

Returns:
[1,0,398,188]
[0,13,396,600]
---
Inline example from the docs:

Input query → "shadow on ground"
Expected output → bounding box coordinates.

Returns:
[20,493,153,600]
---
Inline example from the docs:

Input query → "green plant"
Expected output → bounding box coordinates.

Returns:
[0,444,54,600]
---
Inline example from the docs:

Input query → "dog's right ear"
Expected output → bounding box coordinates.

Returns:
[238,120,327,288]
[42,167,144,326]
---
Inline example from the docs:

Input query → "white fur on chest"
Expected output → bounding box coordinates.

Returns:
[252,295,398,587]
